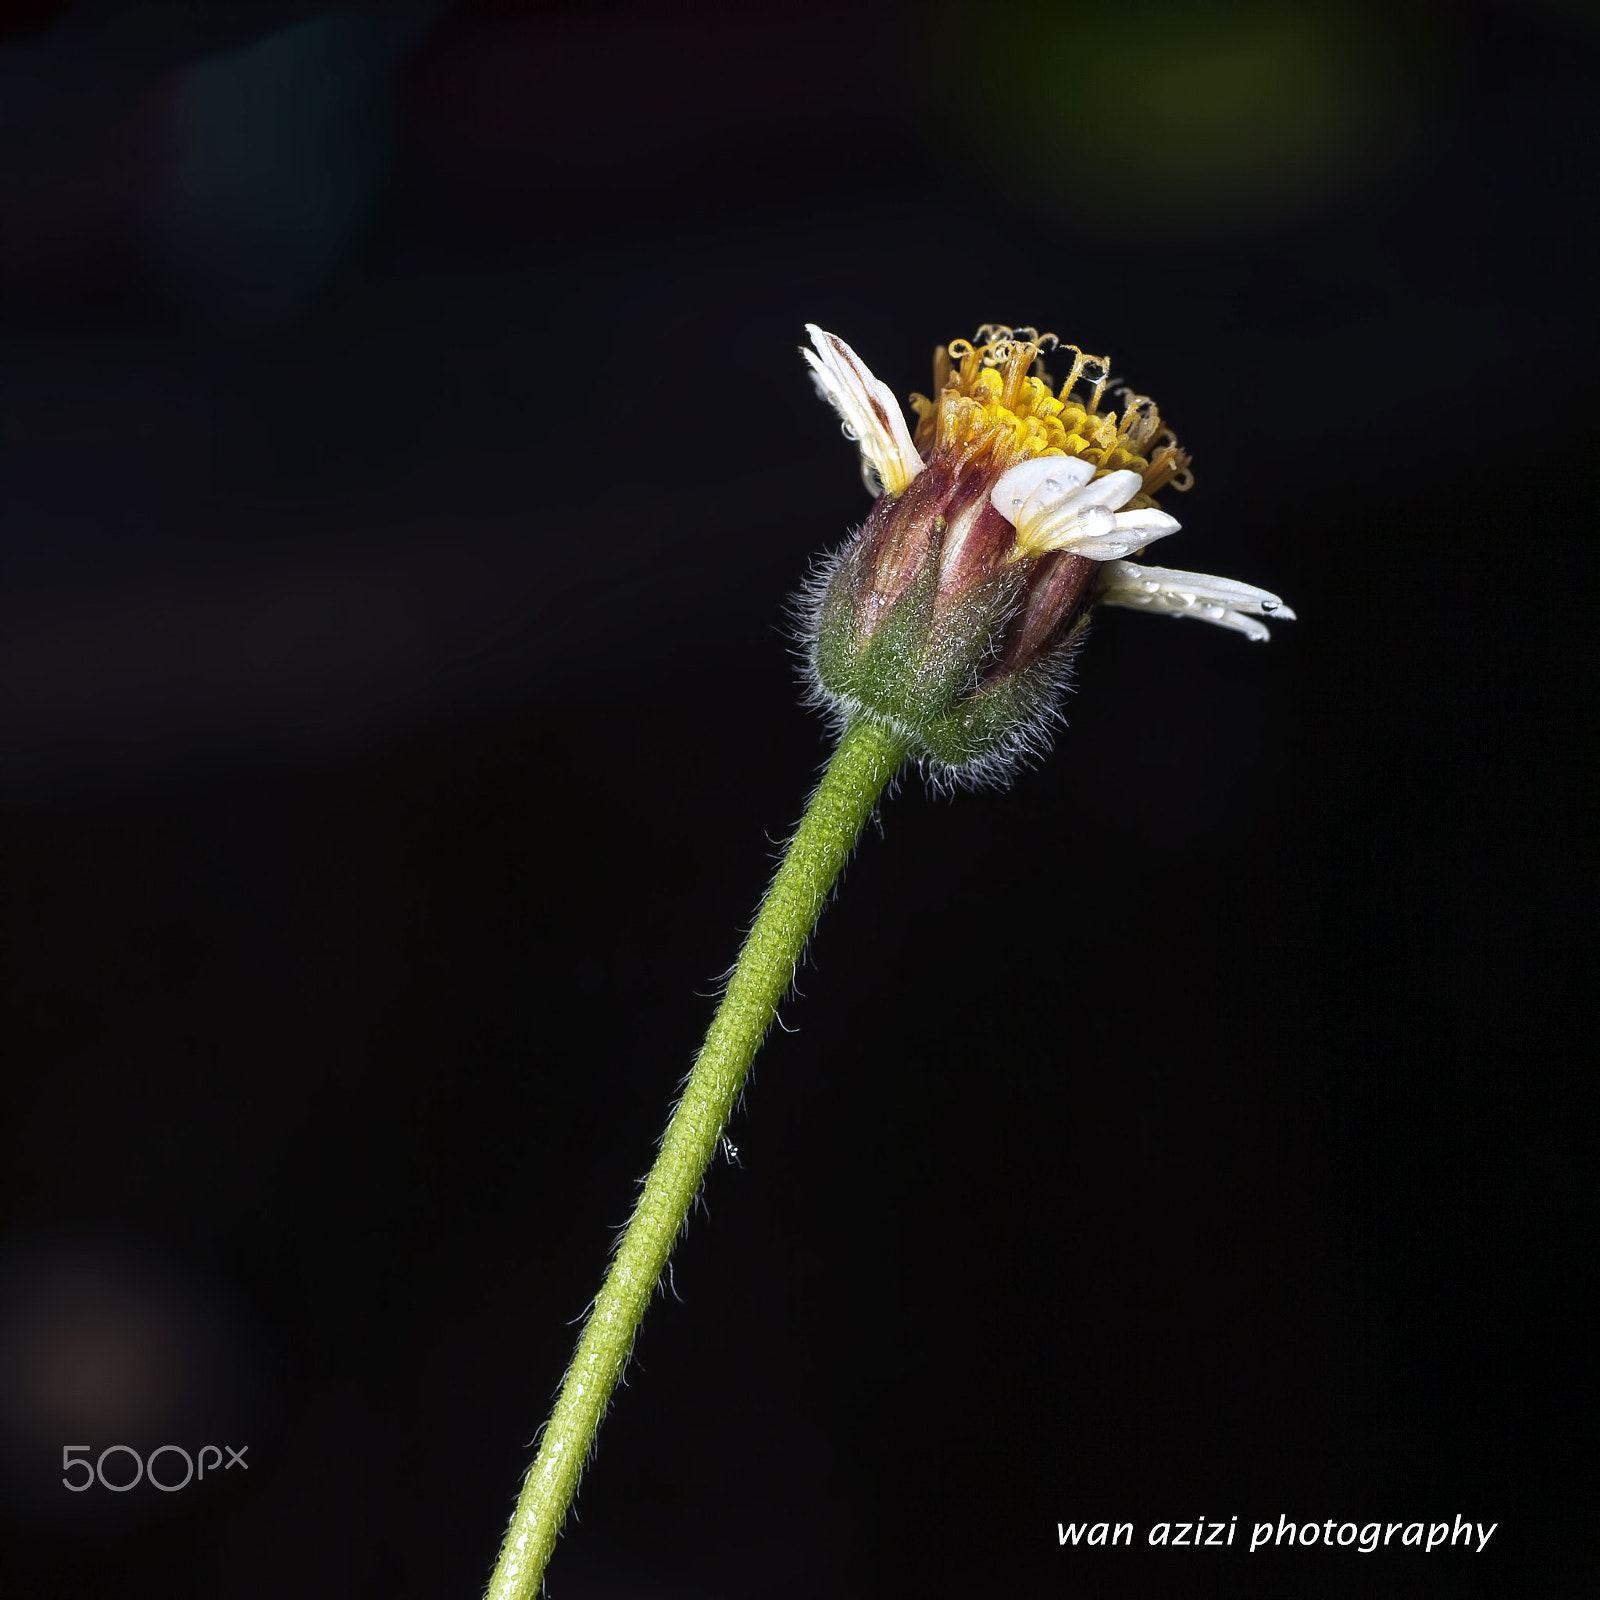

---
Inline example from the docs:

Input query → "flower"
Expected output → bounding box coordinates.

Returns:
[799,324,1292,781]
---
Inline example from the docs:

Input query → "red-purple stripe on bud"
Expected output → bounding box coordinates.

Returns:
[803,463,1097,783]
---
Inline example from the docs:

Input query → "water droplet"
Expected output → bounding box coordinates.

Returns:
[1044,477,1061,493]
[1261,600,1279,613]
[1142,581,1161,593]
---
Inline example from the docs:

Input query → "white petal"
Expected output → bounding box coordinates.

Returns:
[989,455,1095,524]
[1103,562,1291,612]
[1061,468,1145,516]
[1064,510,1183,562]
[1097,562,1294,641]
[1028,502,1115,554]
[1017,474,1086,530]
[995,463,1160,560]
[1111,509,1182,541]
[802,325,923,496]
[1209,608,1273,640]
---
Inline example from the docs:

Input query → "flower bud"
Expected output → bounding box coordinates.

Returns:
[799,324,1233,782]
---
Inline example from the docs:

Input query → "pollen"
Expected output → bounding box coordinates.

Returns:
[908,325,1193,504]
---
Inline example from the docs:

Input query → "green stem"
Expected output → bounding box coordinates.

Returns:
[486,716,908,1599]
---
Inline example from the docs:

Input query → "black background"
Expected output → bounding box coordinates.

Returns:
[0,1,1593,1596]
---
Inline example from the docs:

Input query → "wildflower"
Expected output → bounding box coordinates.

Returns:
[799,324,1292,781]
[487,325,1299,1600]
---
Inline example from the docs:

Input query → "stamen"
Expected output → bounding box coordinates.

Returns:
[1081,359,1110,415]
[998,339,1038,412]
[913,327,1194,494]
[1056,344,1089,403]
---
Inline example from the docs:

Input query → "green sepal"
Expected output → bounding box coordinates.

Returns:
[814,545,1026,760]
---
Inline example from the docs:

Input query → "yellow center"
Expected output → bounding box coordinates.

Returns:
[908,326,1193,505]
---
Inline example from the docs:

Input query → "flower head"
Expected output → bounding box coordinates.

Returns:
[798,324,1292,782]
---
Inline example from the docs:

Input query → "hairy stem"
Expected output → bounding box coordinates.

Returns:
[486,716,908,1599]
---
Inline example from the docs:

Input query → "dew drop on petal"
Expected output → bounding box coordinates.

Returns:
[1261,600,1279,613]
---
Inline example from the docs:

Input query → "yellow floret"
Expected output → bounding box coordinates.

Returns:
[908,326,1193,502]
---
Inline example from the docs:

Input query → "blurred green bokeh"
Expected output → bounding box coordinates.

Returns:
[922,0,1437,226]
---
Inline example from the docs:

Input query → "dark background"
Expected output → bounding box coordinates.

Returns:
[0,1,1593,1595]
